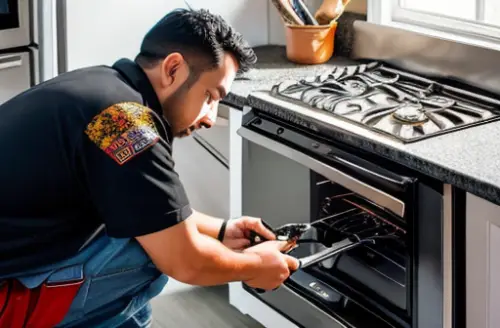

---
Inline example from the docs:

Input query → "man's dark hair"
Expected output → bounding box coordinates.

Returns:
[136,8,257,82]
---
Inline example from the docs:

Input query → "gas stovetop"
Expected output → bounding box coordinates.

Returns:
[253,62,500,143]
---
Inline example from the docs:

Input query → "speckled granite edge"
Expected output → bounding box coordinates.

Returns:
[245,94,500,206]
[221,93,246,109]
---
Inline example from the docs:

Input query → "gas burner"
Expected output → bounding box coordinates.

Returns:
[268,62,500,143]
[424,95,456,108]
[392,103,426,124]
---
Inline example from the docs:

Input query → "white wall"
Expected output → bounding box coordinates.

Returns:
[62,0,368,70]
[63,0,270,71]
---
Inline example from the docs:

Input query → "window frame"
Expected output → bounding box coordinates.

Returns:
[367,0,500,52]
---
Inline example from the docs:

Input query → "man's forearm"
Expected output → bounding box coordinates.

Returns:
[191,209,225,239]
[138,215,260,286]
[184,230,261,286]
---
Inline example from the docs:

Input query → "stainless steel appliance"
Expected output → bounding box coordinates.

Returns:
[268,61,500,143]
[0,0,39,104]
[0,0,34,49]
[235,21,490,328]
[239,110,453,328]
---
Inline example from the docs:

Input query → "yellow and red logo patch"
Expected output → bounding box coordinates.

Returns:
[85,102,160,165]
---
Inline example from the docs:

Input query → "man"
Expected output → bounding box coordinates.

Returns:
[0,8,299,328]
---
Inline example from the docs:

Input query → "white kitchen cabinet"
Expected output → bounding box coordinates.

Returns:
[172,133,229,219]
[171,104,231,219]
[194,104,231,165]
[466,193,500,328]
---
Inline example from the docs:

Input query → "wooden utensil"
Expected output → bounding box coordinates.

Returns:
[314,0,351,25]
[270,0,305,25]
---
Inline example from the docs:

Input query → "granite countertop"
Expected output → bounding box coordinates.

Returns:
[222,46,500,206]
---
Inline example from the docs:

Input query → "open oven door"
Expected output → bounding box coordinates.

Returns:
[237,114,411,217]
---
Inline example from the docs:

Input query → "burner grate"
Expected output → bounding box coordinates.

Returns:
[270,62,500,142]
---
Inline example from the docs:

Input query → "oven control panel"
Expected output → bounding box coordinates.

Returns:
[309,281,334,301]
[290,270,342,306]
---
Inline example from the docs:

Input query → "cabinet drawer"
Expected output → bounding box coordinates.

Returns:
[0,50,36,104]
[194,117,229,166]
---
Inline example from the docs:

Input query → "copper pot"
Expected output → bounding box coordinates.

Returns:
[284,21,337,65]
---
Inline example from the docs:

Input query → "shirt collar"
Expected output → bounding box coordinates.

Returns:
[112,58,174,142]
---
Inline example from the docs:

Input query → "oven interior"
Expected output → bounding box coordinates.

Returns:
[283,174,411,327]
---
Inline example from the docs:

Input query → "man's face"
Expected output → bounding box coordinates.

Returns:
[158,52,238,138]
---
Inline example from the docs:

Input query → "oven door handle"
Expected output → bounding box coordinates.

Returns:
[237,127,406,217]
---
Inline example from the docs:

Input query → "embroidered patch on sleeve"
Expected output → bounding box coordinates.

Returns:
[85,102,161,165]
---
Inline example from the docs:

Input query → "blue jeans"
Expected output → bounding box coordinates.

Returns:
[5,232,168,328]
[117,303,153,328]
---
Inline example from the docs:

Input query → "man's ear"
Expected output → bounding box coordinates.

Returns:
[160,53,184,86]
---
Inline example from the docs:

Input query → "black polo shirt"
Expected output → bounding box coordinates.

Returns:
[0,58,192,275]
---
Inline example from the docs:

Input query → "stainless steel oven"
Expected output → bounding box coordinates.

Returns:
[0,0,38,104]
[0,0,34,50]
[237,105,456,328]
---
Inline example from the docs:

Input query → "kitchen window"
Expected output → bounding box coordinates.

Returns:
[369,0,500,51]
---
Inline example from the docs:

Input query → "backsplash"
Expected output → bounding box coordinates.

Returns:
[334,11,367,58]
[344,0,367,15]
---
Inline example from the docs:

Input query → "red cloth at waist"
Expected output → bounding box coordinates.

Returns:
[0,277,83,328]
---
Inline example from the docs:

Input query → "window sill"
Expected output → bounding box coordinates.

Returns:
[379,20,500,53]
[368,0,500,53]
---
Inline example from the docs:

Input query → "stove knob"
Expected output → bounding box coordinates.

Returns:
[326,150,336,157]
[277,127,284,135]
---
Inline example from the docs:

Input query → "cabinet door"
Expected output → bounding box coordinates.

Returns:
[193,105,230,166]
[0,52,33,104]
[466,193,500,328]
[172,135,229,219]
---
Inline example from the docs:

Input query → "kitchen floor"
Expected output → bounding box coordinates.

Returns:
[151,280,264,328]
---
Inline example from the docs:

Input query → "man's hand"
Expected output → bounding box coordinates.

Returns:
[242,240,300,291]
[223,217,276,251]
